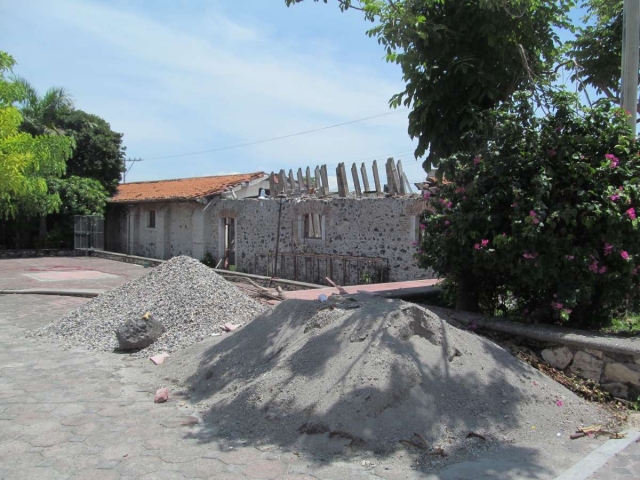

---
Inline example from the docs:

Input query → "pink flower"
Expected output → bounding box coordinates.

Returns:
[446,201,453,209]
[556,400,564,407]
[551,302,563,310]
[621,251,630,260]
[619,186,624,191]
[610,194,620,201]
[512,202,518,208]
[455,186,466,194]
[502,233,506,237]
[411,241,417,247]
[444,220,451,226]
[588,260,599,273]
[529,210,537,217]
[473,156,481,165]
[523,252,537,259]
[481,239,489,247]
[474,244,481,250]
[626,208,636,220]
[604,243,613,256]
[565,255,575,261]
[605,153,619,168]
[419,223,426,231]
[563,309,572,315]
[423,191,431,199]
[549,149,557,157]
[599,266,607,274]
[532,218,539,225]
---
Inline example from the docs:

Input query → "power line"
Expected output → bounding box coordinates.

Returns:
[139,109,408,161]
[123,157,142,183]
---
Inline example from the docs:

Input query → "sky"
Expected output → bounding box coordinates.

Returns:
[2,0,588,189]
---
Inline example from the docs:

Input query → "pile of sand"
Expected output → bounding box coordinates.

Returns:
[158,295,611,462]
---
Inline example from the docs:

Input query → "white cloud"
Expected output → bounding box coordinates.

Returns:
[2,0,419,183]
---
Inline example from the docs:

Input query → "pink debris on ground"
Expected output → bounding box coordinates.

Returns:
[222,323,240,332]
[149,353,170,365]
[154,387,169,403]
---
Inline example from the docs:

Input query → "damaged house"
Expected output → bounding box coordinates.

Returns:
[105,162,432,285]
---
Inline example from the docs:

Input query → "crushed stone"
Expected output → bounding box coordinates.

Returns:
[154,295,613,466]
[28,256,265,356]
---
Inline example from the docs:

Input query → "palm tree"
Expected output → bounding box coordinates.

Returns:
[14,77,74,136]
[13,78,75,243]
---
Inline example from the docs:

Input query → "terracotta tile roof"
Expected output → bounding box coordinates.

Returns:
[110,172,266,203]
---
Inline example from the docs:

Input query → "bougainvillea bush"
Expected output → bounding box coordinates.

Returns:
[417,90,640,327]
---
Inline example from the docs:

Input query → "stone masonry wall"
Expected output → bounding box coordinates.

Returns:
[105,196,432,284]
[541,345,640,400]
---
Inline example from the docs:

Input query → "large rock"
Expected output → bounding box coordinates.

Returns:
[568,351,603,382]
[116,315,164,351]
[541,346,573,370]
[603,363,640,385]
[601,382,629,399]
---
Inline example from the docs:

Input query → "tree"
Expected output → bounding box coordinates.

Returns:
[14,77,74,136]
[58,110,126,195]
[417,88,640,325]
[285,0,574,171]
[568,0,636,107]
[0,51,74,220]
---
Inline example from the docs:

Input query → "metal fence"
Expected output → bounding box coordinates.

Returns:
[254,252,389,286]
[74,215,104,251]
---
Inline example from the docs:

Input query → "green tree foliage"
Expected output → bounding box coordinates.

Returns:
[51,176,109,217]
[15,77,74,136]
[285,0,574,170]
[416,89,640,327]
[0,52,74,220]
[568,0,630,102]
[58,110,126,195]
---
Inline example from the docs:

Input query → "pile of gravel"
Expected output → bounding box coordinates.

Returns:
[155,295,612,466]
[29,256,265,356]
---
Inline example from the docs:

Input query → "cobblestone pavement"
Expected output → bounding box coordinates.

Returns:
[0,258,638,479]
[588,439,640,479]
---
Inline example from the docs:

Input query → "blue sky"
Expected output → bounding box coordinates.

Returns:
[2,0,587,187]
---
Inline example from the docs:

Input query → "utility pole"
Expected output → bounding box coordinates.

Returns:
[123,158,142,183]
[621,0,640,127]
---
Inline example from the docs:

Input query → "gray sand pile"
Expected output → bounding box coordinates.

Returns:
[159,295,611,464]
[29,256,264,356]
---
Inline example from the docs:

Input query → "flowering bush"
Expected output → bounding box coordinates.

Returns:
[417,90,640,327]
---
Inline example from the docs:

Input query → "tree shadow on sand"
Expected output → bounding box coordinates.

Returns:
[180,296,554,478]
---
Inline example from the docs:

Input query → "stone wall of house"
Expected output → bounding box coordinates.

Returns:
[105,196,433,284]
[540,345,640,400]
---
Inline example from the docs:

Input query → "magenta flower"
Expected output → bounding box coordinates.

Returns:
[411,241,417,247]
[599,266,607,274]
[548,149,557,157]
[621,251,630,260]
[455,186,466,194]
[481,239,489,247]
[565,255,575,261]
[444,220,451,226]
[423,191,431,199]
[588,260,599,273]
[529,210,537,217]
[551,302,563,310]
[446,201,453,209]
[604,243,613,256]
[419,223,426,231]
[474,244,481,250]
[610,194,620,201]
[523,252,537,259]
[556,400,564,407]
[605,153,619,168]
[473,156,481,165]
[626,207,637,220]
[532,218,539,225]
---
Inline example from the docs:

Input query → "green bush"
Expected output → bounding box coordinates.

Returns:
[417,90,640,327]
[201,252,217,268]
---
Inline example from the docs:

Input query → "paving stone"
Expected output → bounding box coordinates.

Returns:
[102,444,142,461]
[177,457,227,478]
[117,455,165,476]
[0,439,31,457]
[205,473,248,480]
[97,460,122,470]
[28,430,72,447]
[209,447,259,465]
[244,459,288,479]
[70,469,121,480]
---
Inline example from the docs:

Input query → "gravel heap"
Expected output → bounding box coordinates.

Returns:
[156,295,612,465]
[30,256,265,356]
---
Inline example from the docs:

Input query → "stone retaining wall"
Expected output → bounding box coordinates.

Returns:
[541,345,640,400]
[0,249,75,259]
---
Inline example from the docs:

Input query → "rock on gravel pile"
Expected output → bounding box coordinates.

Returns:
[29,256,265,356]
[158,295,612,464]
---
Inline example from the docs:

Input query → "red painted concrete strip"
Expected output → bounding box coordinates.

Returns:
[284,279,440,301]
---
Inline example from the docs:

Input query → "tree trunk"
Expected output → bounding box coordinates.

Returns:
[39,215,47,248]
[455,273,480,312]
